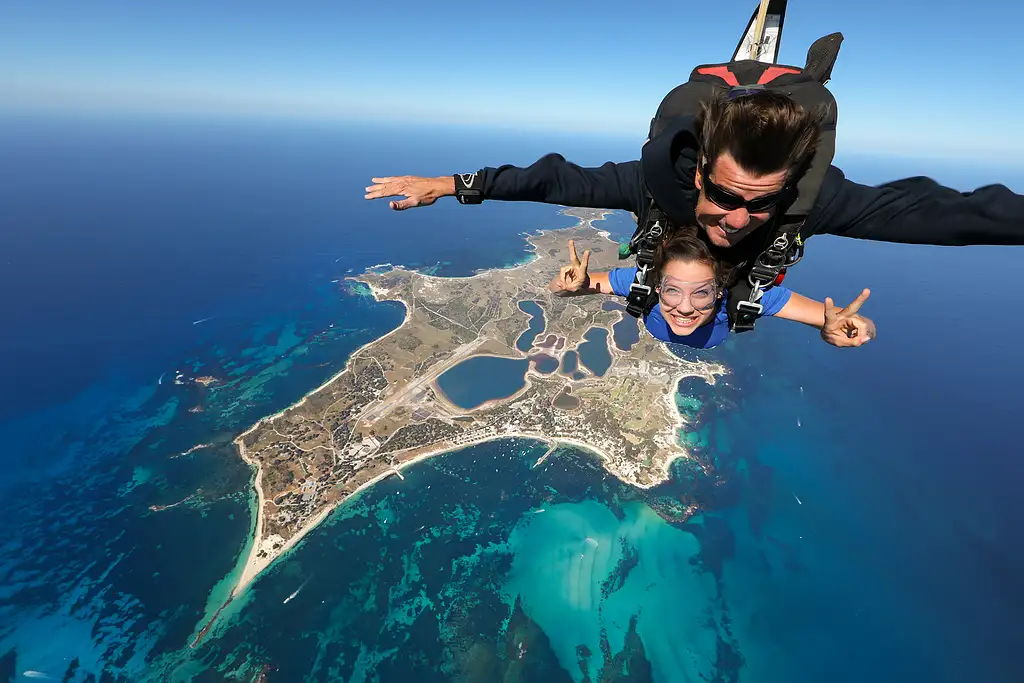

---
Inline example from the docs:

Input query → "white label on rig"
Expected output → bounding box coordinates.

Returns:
[758,14,782,63]
[733,2,786,64]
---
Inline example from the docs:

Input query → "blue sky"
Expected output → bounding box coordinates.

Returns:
[2,0,1022,159]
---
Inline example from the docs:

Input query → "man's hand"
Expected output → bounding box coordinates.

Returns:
[821,288,876,347]
[364,175,455,211]
[549,240,591,296]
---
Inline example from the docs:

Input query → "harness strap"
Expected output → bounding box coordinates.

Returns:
[729,220,804,332]
[623,197,665,319]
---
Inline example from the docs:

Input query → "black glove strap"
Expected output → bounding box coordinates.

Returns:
[454,172,484,205]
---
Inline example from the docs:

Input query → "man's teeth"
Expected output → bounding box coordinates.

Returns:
[672,314,698,324]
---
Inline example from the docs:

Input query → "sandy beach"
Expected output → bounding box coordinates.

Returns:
[231,430,606,596]
[225,207,706,598]
[231,360,698,599]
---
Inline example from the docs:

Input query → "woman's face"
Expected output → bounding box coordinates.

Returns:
[657,259,720,336]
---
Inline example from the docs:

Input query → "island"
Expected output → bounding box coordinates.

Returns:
[230,209,724,599]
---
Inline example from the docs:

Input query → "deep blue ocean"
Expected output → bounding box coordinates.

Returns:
[1,114,1022,682]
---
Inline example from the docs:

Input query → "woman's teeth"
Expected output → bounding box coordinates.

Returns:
[672,313,700,326]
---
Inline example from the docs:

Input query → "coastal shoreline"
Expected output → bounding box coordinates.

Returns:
[231,357,702,603]
[230,413,699,604]
[350,209,616,291]
[214,207,713,632]
[225,210,615,598]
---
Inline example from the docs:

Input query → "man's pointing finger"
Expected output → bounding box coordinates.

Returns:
[841,288,871,316]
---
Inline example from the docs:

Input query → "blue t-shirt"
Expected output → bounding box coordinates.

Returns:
[608,267,792,349]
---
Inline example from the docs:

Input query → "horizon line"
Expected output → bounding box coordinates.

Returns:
[2,101,1023,170]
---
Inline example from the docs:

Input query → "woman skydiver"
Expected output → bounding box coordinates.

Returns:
[548,229,875,350]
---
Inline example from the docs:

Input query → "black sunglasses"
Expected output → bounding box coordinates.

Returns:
[698,163,793,213]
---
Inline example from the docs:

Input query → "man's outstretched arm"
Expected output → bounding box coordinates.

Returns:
[814,167,1024,245]
[365,154,646,215]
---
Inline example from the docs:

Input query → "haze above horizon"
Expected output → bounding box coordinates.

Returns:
[2,0,1021,160]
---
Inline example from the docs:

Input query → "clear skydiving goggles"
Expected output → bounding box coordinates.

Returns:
[657,277,720,311]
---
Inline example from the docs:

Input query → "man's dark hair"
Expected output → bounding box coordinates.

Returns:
[697,91,824,181]
[654,226,735,287]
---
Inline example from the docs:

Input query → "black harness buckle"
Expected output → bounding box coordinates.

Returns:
[629,281,653,297]
[625,298,648,318]
[625,280,654,318]
[636,246,657,263]
[620,198,666,319]
[732,299,763,333]
[736,299,764,316]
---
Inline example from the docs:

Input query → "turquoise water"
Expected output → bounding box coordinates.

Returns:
[136,439,738,682]
[435,355,530,409]
[577,327,612,376]
[4,118,1023,682]
[516,300,546,353]
[0,118,595,680]
[503,499,719,682]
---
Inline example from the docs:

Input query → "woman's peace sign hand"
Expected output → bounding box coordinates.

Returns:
[549,239,592,295]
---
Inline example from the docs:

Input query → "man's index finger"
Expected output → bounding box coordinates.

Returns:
[842,288,871,316]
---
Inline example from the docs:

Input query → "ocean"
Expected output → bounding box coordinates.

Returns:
[1,114,1022,682]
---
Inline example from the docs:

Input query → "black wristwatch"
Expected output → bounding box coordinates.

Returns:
[454,172,484,205]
